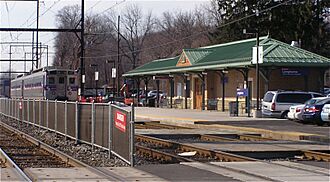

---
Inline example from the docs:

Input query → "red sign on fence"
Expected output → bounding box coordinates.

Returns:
[115,111,126,132]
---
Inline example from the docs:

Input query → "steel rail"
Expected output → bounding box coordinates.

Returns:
[0,148,32,182]
[0,121,126,181]
[136,145,194,163]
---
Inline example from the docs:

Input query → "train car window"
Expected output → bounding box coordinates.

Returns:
[48,77,55,84]
[68,71,74,75]
[49,71,57,75]
[59,77,65,84]
[69,78,75,84]
[58,71,65,74]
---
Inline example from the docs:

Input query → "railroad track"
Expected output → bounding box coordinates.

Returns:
[136,122,276,142]
[136,134,256,163]
[135,122,191,129]
[0,121,126,181]
[0,124,72,169]
[136,122,330,162]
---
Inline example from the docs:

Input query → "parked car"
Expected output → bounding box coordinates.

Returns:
[320,104,330,125]
[288,104,305,121]
[302,97,330,125]
[262,91,323,119]
[147,90,166,99]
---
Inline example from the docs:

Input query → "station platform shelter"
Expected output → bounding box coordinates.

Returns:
[123,36,330,111]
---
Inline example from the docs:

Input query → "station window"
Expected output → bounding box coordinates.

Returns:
[48,77,55,84]
[59,77,65,84]
[69,78,75,84]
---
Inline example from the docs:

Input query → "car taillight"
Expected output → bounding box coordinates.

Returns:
[271,103,275,110]
[305,106,319,112]
[296,108,301,112]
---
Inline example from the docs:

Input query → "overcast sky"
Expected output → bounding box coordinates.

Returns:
[0,0,210,72]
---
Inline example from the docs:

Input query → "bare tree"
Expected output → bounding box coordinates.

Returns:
[53,5,116,87]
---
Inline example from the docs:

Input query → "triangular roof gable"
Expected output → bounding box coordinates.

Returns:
[176,51,192,67]
[176,49,212,67]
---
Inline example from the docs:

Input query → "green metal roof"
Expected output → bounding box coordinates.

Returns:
[124,36,330,77]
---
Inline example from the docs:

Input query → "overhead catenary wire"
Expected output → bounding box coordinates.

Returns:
[42,0,126,45]
[82,0,293,60]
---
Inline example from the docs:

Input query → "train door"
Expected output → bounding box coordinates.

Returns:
[21,80,24,99]
[57,71,67,100]
[67,71,78,101]
[194,78,203,109]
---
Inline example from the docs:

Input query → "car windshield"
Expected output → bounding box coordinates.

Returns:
[305,98,318,105]
[276,93,312,104]
[263,92,274,102]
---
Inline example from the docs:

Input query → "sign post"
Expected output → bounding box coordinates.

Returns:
[236,88,249,116]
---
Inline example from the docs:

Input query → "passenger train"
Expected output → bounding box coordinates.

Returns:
[10,67,78,101]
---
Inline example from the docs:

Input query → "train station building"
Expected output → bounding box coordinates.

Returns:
[123,36,330,111]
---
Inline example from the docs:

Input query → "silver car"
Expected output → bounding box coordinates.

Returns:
[320,104,330,124]
[262,91,323,119]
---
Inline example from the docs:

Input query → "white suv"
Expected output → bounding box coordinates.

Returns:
[262,91,323,119]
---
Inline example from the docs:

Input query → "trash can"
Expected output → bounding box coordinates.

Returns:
[147,98,156,107]
[229,101,238,116]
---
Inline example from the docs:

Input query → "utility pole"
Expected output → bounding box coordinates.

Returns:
[117,15,120,97]
[36,0,39,69]
[80,0,85,98]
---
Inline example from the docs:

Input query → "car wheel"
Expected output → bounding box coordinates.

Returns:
[281,111,289,119]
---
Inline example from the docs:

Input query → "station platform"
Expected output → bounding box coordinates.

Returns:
[6,161,330,182]
[135,107,330,143]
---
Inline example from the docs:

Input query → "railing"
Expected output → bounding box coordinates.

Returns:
[0,98,135,166]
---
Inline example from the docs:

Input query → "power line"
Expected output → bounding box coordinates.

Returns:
[1,0,61,41]
[83,0,293,60]
[43,0,126,45]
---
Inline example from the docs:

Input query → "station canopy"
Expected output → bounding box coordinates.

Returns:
[123,36,330,77]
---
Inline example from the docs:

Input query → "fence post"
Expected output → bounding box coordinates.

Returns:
[33,99,36,127]
[108,102,112,158]
[39,99,42,130]
[91,102,95,151]
[14,99,17,119]
[17,100,20,129]
[65,100,68,140]
[75,101,79,144]
[55,100,58,133]
[10,99,13,116]
[46,99,49,128]
[27,99,30,127]
[130,103,135,167]
[22,100,25,122]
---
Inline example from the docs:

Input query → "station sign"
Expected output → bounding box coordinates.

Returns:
[281,68,308,76]
[114,110,127,132]
[237,88,248,97]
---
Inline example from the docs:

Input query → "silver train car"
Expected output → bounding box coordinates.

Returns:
[11,67,78,101]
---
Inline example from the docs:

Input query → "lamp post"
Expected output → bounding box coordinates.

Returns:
[107,60,116,96]
[243,9,262,117]
[90,64,98,98]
